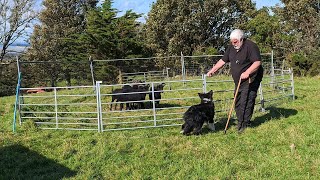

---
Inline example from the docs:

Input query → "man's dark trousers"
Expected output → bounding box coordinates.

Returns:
[235,79,261,130]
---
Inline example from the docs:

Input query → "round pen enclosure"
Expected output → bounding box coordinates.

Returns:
[13,53,294,132]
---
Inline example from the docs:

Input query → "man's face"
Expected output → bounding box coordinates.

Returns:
[231,38,243,50]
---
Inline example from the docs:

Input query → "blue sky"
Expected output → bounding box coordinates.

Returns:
[32,0,283,22]
[112,0,282,22]
[17,0,284,24]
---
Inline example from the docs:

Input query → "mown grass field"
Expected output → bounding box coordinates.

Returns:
[1,76,320,179]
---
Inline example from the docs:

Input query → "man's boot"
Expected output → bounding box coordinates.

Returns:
[237,121,242,131]
[238,122,248,133]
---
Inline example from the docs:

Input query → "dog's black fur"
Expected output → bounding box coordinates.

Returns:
[181,90,215,135]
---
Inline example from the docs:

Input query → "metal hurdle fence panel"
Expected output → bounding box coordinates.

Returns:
[260,68,295,105]
[99,79,205,131]
[99,71,295,131]
[17,69,295,132]
[19,85,100,131]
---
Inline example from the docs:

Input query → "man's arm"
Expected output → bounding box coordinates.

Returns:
[206,59,226,77]
[240,61,261,80]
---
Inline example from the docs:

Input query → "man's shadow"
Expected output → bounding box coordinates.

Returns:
[250,106,298,127]
[208,106,298,133]
[0,144,76,179]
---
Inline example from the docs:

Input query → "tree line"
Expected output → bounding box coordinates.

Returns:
[0,0,319,96]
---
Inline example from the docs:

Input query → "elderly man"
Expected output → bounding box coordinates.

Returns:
[207,29,264,133]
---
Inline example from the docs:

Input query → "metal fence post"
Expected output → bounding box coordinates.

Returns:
[166,67,171,90]
[281,67,285,93]
[202,74,207,93]
[18,91,23,126]
[290,68,295,100]
[151,82,157,127]
[181,52,186,86]
[95,81,103,132]
[16,56,22,126]
[54,87,59,129]
[270,50,275,88]
[144,72,146,82]
[258,82,265,112]
[89,56,95,90]
[13,72,21,132]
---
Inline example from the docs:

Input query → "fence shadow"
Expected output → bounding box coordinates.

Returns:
[0,144,76,179]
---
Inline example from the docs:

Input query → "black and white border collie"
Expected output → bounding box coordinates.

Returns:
[181,90,215,135]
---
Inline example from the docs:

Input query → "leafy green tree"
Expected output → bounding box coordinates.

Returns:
[83,1,146,59]
[0,61,17,96]
[241,7,280,53]
[115,10,147,58]
[308,48,320,76]
[83,0,118,60]
[26,0,97,87]
[82,0,148,83]
[145,0,256,69]
[272,0,320,75]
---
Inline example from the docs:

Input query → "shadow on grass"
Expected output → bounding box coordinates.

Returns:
[185,119,237,135]
[108,102,182,111]
[250,106,298,127]
[0,144,76,180]
[202,106,298,134]
[215,118,236,131]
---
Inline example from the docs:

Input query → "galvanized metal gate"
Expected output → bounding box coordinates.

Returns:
[15,69,294,132]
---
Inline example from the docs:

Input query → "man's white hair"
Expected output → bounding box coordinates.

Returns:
[230,29,245,40]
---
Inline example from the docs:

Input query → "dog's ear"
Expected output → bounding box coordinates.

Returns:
[208,90,213,96]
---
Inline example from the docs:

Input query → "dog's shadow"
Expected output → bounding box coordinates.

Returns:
[199,118,236,134]
[205,106,298,133]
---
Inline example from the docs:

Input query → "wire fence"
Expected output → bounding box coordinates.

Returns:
[90,53,276,85]
[2,52,280,97]
[15,68,294,132]
[11,52,295,132]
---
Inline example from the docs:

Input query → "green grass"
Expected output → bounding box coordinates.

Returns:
[1,76,320,179]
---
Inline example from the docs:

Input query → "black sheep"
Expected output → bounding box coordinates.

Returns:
[110,84,149,111]
[149,83,165,108]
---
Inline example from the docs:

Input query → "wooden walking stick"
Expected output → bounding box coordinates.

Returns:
[224,77,242,134]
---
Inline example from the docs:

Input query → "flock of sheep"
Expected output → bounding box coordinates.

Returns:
[110,82,166,111]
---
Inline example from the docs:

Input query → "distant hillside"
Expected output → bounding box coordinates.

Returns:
[0,44,28,57]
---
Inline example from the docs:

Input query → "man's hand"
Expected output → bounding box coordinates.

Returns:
[240,61,261,81]
[206,69,215,77]
[206,59,226,77]
[240,71,250,80]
